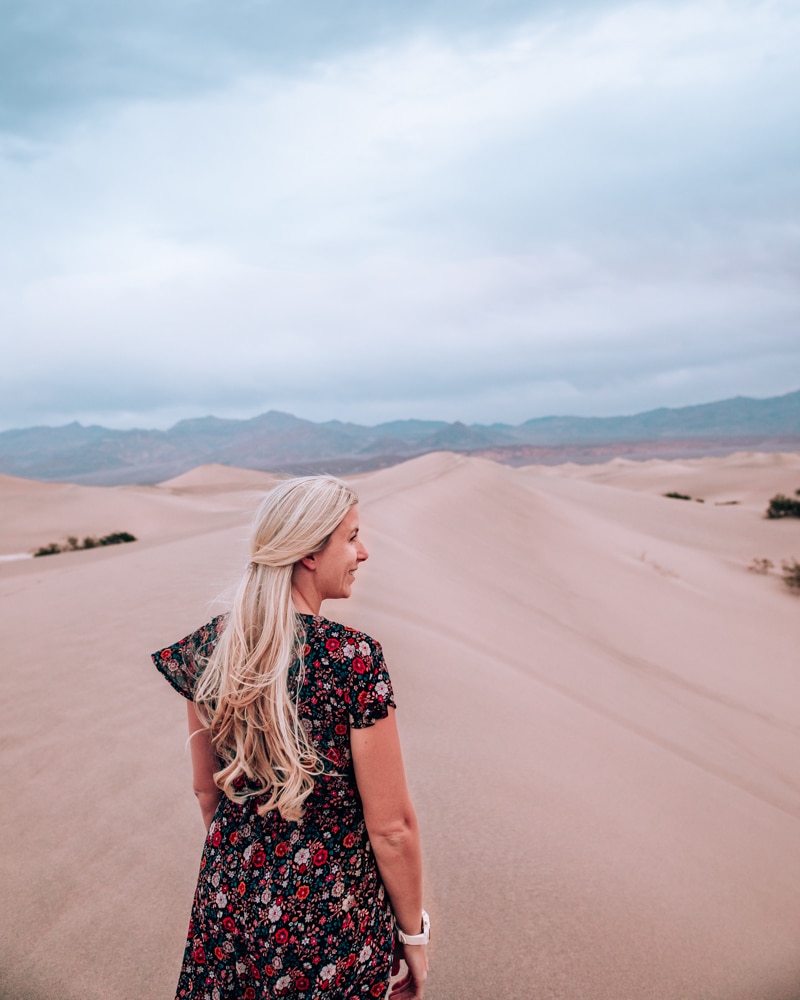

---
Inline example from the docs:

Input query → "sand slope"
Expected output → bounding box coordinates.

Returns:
[1,455,799,1000]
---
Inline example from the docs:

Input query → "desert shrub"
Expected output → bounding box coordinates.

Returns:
[32,532,137,557]
[748,557,773,575]
[664,491,692,501]
[34,543,62,557]
[766,494,800,519]
[783,559,800,591]
[99,531,137,545]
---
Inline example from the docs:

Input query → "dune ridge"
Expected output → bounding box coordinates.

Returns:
[1,453,799,999]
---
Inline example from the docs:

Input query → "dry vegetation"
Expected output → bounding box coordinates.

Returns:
[33,531,137,557]
[766,490,800,519]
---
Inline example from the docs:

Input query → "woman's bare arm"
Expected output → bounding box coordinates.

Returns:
[186,701,222,830]
[351,708,428,998]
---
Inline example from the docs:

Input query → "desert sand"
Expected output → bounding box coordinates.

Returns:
[2,452,800,1000]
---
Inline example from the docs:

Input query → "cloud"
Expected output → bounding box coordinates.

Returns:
[1,0,798,429]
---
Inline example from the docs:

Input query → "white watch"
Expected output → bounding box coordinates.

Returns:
[396,909,430,946]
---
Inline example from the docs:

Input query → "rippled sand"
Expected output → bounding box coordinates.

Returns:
[2,453,800,1000]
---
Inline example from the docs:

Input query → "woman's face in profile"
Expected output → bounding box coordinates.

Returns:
[311,504,369,601]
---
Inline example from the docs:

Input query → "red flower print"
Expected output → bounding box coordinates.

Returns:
[275,841,289,857]
[238,881,246,896]
[325,638,340,651]
[342,833,356,849]
[358,690,369,706]
[274,928,289,945]
[334,723,347,735]
[252,850,266,868]
[222,916,235,932]
[192,946,206,964]
[244,989,256,999]
[313,848,328,867]
[233,774,246,789]
[160,648,172,660]
[229,830,238,845]
[296,885,310,900]
[345,952,356,968]
[371,983,386,997]
[296,975,310,991]
[303,644,310,655]
[211,829,222,846]
[352,657,366,674]
[214,946,225,961]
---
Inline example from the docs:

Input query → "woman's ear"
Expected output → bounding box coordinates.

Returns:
[299,554,316,571]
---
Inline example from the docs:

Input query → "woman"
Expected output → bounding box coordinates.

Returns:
[152,476,429,1000]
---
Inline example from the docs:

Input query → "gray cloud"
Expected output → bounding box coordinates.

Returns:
[1,0,798,431]
[1,0,617,133]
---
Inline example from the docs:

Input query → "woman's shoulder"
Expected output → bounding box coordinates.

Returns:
[298,615,395,726]
[299,613,383,656]
[151,613,228,698]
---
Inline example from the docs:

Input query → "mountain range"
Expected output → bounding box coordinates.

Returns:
[2,390,799,485]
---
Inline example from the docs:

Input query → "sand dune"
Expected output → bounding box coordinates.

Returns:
[533,450,800,510]
[0,464,277,558]
[2,453,799,1000]
[159,463,279,494]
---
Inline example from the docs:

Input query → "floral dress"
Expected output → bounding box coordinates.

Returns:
[152,613,397,1000]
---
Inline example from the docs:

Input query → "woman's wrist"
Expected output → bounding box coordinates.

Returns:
[396,909,430,946]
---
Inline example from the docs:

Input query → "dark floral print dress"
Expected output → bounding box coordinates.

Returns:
[152,613,397,1000]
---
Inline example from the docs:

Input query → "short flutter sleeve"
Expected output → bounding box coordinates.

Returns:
[345,632,396,729]
[151,615,226,700]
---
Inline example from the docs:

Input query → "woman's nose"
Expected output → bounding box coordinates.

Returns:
[357,541,369,562]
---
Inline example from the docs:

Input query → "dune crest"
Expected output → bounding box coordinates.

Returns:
[158,463,278,492]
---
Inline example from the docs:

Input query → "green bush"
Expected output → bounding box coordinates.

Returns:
[766,494,800,519]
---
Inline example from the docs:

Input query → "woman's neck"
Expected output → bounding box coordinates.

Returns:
[291,584,320,616]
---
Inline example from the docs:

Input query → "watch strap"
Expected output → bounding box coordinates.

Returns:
[396,909,430,946]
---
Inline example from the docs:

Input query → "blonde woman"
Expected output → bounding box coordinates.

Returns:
[152,476,428,1000]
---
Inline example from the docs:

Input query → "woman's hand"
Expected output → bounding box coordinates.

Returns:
[389,942,428,999]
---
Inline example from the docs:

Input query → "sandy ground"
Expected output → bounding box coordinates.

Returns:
[2,453,800,1000]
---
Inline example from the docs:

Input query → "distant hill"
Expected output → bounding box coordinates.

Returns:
[1,390,798,485]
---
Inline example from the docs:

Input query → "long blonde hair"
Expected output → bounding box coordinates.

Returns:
[194,475,359,821]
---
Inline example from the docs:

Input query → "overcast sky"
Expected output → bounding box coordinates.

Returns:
[1,0,798,430]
